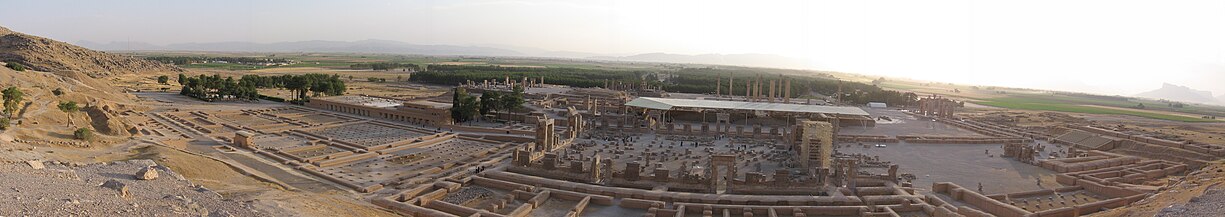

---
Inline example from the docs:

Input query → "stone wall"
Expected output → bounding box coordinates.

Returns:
[933,182,1031,217]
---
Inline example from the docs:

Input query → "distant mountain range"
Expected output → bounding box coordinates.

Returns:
[77,39,816,69]
[77,39,524,56]
[1134,83,1224,106]
[589,53,814,69]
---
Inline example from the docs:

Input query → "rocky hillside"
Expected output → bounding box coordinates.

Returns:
[0,26,181,77]
[0,26,156,147]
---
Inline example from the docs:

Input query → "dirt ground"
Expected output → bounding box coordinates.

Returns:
[90,141,398,216]
[0,65,406,216]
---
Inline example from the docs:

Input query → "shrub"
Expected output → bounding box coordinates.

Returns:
[52,88,64,96]
[4,63,25,71]
[0,117,9,130]
[73,128,92,140]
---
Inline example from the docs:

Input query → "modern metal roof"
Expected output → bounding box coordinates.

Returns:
[625,97,870,116]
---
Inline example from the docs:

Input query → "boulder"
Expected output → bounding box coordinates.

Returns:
[25,160,44,170]
[101,179,129,198]
[136,166,158,180]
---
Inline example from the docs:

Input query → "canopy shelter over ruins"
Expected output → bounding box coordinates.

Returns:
[626,97,874,127]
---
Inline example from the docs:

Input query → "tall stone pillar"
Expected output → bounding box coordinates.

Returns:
[769,80,776,103]
[784,80,791,103]
[728,76,734,99]
[745,80,751,100]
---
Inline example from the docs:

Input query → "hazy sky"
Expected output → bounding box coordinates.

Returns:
[3,0,1225,96]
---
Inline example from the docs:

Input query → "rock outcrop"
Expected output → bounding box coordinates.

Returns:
[100,179,130,198]
[84,102,134,137]
[137,166,159,180]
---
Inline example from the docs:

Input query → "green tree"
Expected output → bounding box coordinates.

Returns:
[179,73,344,103]
[450,88,480,123]
[177,73,187,84]
[479,91,501,115]
[2,87,23,118]
[0,118,9,130]
[157,75,170,84]
[73,127,92,140]
[57,101,79,127]
[499,85,525,112]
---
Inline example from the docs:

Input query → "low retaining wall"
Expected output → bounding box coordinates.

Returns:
[486,171,863,206]
[372,198,458,217]
[932,182,1031,217]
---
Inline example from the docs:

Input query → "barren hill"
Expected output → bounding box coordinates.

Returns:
[0,26,181,77]
[1134,83,1220,105]
[0,26,160,149]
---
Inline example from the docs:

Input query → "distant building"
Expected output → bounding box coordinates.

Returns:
[306,95,452,126]
[867,102,887,108]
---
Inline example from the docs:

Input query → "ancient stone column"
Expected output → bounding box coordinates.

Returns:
[769,80,776,103]
[784,80,791,103]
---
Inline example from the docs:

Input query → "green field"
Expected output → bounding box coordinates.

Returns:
[976,96,1218,122]
[180,62,277,70]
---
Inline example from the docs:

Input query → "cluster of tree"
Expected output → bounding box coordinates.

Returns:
[872,77,886,86]
[178,73,345,102]
[350,62,422,71]
[451,86,526,123]
[478,86,525,115]
[416,65,921,107]
[411,64,650,88]
[145,56,294,65]
[180,74,260,101]
[4,62,26,71]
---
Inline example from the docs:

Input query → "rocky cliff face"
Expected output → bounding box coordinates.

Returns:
[0,26,181,77]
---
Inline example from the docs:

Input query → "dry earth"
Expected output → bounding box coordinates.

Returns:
[0,159,264,216]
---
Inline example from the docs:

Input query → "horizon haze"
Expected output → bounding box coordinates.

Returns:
[3,0,1225,98]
